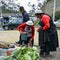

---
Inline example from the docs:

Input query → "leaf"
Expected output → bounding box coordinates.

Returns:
[3,47,39,60]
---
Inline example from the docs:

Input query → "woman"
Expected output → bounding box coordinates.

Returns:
[16,6,30,44]
[17,20,35,47]
[19,6,30,23]
[35,10,59,56]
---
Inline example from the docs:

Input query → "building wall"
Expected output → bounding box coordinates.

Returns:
[0,13,20,17]
[45,0,60,15]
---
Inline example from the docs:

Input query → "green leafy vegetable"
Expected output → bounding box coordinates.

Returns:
[0,46,39,60]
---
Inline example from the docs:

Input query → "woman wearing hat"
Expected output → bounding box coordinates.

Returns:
[35,10,59,56]
[17,21,35,47]
[16,6,30,44]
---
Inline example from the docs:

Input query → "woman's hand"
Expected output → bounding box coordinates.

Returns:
[37,25,40,32]
[37,26,42,32]
[20,31,23,34]
[20,31,28,34]
[29,38,33,47]
[30,38,32,41]
[29,38,32,44]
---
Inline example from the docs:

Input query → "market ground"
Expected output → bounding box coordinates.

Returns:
[0,28,60,48]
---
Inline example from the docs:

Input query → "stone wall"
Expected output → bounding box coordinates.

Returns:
[45,0,60,15]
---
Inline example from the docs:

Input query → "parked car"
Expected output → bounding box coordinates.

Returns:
[54,19,60,27]
[2,17,23,30]
[0,17,6,27]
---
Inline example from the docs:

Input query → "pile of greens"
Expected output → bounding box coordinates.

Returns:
[1,47,39,60]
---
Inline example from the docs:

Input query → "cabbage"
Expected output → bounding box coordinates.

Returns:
[1,46,39,60]
[0,56,7,60]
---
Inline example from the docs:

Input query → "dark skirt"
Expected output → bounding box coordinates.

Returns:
[49,31,59,51]
[38,29,59,52]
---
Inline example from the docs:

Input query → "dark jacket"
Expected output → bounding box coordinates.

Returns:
[23,11,29,23]
[39,14,59,51]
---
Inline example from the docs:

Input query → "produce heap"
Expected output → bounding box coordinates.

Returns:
[0,47,39,60]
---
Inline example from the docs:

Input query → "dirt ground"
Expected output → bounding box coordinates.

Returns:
[0,28,60,48]
[0,28,60,60]
[0,28,38,45]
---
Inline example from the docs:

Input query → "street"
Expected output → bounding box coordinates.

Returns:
[0,27,4,31]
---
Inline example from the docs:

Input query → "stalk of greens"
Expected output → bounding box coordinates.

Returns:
[1,47,39,60]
